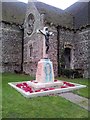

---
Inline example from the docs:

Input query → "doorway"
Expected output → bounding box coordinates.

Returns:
[64,48,71,69]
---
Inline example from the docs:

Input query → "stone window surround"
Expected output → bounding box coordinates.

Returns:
[26,13,35,36]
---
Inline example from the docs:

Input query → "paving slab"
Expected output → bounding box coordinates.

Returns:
[58,92,90,111]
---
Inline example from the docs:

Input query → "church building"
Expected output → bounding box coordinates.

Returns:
[1,0,90,78]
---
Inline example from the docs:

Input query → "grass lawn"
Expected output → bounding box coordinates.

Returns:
[2,73,89,118]
[58,77,89,99]
[0,73,2,120]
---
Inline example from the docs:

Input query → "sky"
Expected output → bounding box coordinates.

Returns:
[18,0,79,10]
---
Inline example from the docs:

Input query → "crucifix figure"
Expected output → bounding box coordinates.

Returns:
[38,27,53,58]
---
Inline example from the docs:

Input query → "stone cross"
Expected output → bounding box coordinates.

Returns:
[37,27,53,58]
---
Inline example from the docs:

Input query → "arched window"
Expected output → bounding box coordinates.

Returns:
[27,13,35,35]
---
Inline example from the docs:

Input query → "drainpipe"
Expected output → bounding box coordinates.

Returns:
[57,26,60,77]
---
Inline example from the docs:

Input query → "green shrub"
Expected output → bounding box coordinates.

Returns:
[60,68,83,78]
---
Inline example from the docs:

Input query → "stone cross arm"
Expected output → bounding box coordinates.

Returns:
[37,28,54,36]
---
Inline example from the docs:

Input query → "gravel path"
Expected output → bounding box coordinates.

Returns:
[58,92,90,111]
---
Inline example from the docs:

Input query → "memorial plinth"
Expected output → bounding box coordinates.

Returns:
[27,58,63,90]
[36,59,54,83]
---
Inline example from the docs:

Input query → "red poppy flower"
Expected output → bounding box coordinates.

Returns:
[16,84,23,88]
[63,81,67,84]
[34,81,38,83]
[68,84,75,87]
[61,86,67,88]
[29,90,33,93]
[23,83,28,87]
[23,88,29,92]
[35,89,41,92]
[43,88,49,91]
[31,80,33,82]
[49,88,55,90]
[63,81,75,87]
[54,80,58,82]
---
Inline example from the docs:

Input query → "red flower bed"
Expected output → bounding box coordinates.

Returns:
[16,81,76,94]
[16,83,33,93]
[63,81,75,87]
[35,87,55,92]
[16,82,56,93]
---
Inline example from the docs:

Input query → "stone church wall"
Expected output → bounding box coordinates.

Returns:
[74,28,90,78]
[58,27,74,69]
[59,28,74,50]
[23,32,43,76]
[58,26,90,78]
[2,22,22,72]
